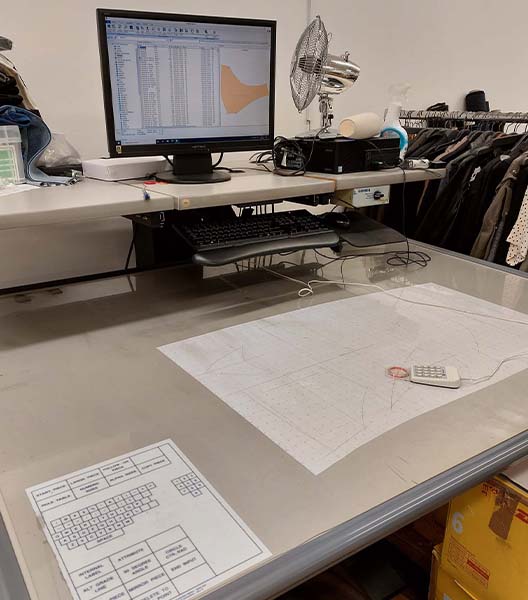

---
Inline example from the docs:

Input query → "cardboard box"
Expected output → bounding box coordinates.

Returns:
[440,475,528,599]
[435,567,479,599]
[430,545,479,600]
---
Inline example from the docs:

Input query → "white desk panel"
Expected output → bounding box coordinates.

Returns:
[148,171,334,211]
[0,179,174,230]
[0,167,445,229]
[322,167,446,190]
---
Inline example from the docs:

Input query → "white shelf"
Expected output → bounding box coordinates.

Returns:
[0,166,445,230]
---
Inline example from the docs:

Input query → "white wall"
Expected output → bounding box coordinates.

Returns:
[5,0,528,289]
[1,0,308,290]
[309,0,528,128]
[3,0,307,159]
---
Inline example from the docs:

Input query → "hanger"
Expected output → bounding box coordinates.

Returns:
[510,129,528,154]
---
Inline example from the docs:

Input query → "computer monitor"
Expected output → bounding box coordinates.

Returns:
[97,9,276,183]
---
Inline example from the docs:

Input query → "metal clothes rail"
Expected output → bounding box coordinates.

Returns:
[400,109,528,127]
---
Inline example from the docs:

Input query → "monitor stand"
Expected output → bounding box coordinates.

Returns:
[155,152,231,184]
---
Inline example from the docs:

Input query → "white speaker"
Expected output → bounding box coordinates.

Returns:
[82,157,169,181]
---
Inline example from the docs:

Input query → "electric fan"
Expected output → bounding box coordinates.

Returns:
[290,16,360,138]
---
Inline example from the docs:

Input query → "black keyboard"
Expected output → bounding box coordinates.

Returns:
[174,210,336,251]
[172,209,340,266]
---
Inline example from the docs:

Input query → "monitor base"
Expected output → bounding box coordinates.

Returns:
[155,170,231,184]
[155,152,231,184]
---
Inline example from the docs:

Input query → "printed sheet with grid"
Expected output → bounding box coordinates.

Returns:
[159,283,528,474]
[26,440,270,600]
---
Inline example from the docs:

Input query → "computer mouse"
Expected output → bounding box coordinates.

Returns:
[325,212,350,229]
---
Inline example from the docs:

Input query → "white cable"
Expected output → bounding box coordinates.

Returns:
[262,267,528,386]
[297,278,386,298]
[83,175,176,200]
[264,269,528,327]
[462,353,528,384]
[262,266,310,288]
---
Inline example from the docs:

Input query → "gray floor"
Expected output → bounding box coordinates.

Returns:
[0,517,29,600]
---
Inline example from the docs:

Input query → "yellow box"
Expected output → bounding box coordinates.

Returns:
[435,565,480,599]
[441,476,528,599]
[430,545,480,600]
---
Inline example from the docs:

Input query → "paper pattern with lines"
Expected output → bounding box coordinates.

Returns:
[26,440,270,600]
[159,284,528,474]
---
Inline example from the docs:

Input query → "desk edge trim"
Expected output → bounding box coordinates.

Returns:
[206,429,528,600]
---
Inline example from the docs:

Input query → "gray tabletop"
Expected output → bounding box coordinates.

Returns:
[0,243,527,600]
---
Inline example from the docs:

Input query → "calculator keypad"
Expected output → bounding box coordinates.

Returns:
[413,366,447,379]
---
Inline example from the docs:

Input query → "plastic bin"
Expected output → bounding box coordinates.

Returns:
[0,125,25,184]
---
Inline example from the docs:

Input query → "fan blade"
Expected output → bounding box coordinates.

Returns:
[289,15,328,111]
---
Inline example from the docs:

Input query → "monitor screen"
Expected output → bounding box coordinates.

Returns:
[98,10,275,156]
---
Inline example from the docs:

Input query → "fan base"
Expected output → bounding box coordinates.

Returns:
[295,128,340,139]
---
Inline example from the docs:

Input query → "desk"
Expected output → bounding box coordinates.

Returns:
[0,179,173,230]
[323,166,445,190]
[153,170,335,211]
[0,166,444,230]
[150,165,445,210]
[0,243,527,600]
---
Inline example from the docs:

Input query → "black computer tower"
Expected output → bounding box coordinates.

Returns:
[296,137,401,174]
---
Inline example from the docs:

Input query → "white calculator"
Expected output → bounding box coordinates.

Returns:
[409,365,461,389]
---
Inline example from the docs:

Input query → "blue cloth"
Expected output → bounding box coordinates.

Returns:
[0,105,73,185]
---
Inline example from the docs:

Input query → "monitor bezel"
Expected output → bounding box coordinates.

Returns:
[96,8,276,158]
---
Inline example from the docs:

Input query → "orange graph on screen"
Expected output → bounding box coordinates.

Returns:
[221,65,269,114]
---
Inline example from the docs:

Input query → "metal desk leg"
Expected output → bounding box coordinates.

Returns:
[0,517,30,600]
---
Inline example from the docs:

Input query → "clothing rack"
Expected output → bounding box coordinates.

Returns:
[373,110,528,270]
[400,109,528,128]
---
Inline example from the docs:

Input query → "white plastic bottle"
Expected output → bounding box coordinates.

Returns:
[380,84,411,160]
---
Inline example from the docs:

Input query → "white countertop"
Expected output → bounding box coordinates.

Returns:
[0,166,445,230]
[0,179,173,229]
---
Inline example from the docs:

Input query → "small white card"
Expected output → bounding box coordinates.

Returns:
[26,440,270,600]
